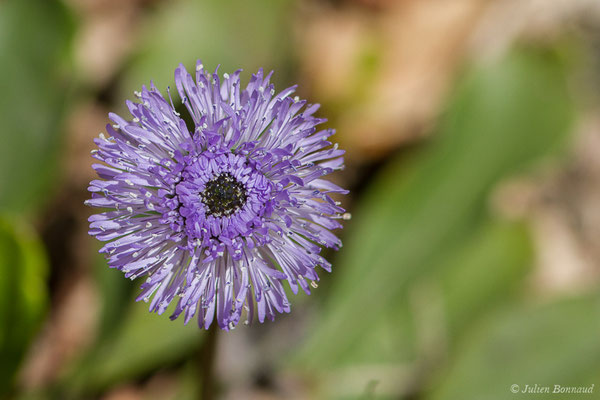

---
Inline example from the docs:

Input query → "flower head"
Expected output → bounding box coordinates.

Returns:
[86,61,348,330]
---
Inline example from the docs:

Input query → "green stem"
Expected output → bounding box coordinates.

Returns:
[199,323,218,400]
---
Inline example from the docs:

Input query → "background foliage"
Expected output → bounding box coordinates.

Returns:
[1,0,600,399]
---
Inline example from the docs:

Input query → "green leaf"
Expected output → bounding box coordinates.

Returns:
[62,300,203,397]
[294,47,575,371]
[92,248,135,341]
[174,362,203,400]
[352,220,534,364]
[0,217,49,396]
[0,0,73,213]
[439,221,534,343]
[428,295,600,400]
[120,0,294,102]
[299,221,534,400]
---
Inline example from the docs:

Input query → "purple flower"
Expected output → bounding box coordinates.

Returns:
[86,61,348,330]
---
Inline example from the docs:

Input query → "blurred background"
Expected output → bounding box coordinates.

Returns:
[2,0,600,399]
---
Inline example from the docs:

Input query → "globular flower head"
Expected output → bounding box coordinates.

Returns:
[86,61,348,330]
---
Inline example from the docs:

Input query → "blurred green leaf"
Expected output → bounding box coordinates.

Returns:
[0,217,48,397]
[92,248,135,340]
[428,294,600,400]
[0,0,73,213]
[120,0,294,103]
[294,47,575,372]
[174,362,203,400]
[355,220,533,365]
[439,220,534,343]
[63,300,203,397]
[305,221,535,400]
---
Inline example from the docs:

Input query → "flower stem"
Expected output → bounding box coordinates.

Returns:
[199,323,219,400]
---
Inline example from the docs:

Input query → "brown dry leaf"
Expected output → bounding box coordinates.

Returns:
[296,0,488,160]
[65,0,151,88]
[102,384,143,400]
[491,114,600,299]
[64,101,111,186]
[527,116,600,297]
[101,371,181,400]
[470,0,600,60]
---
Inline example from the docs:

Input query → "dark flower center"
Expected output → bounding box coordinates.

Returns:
[200,173,248,217]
